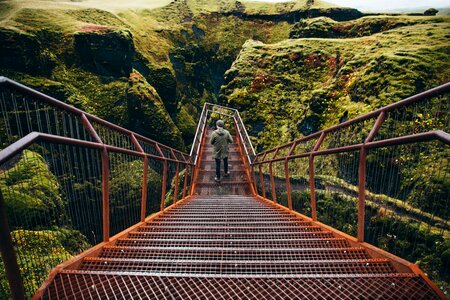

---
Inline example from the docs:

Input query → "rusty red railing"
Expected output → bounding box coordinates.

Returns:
[189,102,256,194]
[0,77,194,299]
[250,83,449,295]
[251,82,449,234]
[1,76,449,298]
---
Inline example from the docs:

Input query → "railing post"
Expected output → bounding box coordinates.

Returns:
[284,158,292,210]
[251,165,257,196]
[259,164,266,198]
[269,162,277,203]
[130,134,148,222]
[182,164,189,199]
[357,112,386,242]
[141,157,148,221]
[308,155,317,221]
[189,164,196,196]
[173,162,179,204]
[81,114,111,241]
[357,147,367,242]
[0,190,26,300]
[284,142,297,210]
[310,133,326,221]
[101,147,110,242]
[160,159,168,211]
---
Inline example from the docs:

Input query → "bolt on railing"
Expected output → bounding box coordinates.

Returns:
[0,77,194,299]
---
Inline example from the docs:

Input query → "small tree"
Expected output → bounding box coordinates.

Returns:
[424,8,439,16]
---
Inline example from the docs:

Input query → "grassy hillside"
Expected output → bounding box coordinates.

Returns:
[0,0,449,297]
[220,16,450,150]
[0,0,362,150]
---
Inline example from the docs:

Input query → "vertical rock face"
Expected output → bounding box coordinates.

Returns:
[0,29,54,75]
[125,72,185,149]
[147,66,178,116]
[74,29,134,77]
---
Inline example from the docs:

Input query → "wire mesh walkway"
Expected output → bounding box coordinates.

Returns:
[38,128,443,299]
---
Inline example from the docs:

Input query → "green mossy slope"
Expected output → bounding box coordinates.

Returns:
[0,150,64,228]
[0,0,361,150]
[220,17,450,150]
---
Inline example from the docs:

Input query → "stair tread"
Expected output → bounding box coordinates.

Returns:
[47,271,440,300]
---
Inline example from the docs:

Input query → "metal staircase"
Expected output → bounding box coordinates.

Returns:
[0,78,447,299]
[194,129,252,196]
[39,127,442,299]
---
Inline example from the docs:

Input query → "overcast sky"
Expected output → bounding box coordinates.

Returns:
[323,0,449,11]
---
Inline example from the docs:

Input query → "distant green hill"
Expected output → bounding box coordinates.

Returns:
[221,15,449,149]
[0,0,447,152]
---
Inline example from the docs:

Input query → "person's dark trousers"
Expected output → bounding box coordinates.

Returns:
[215,157,229,179]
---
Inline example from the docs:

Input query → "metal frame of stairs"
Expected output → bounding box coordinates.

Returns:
[0,78,448,299]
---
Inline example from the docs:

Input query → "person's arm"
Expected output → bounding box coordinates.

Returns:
[227,132,233,144]
[211,133,216,145]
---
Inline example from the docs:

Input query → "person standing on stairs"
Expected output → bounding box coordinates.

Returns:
[211,119,233,183]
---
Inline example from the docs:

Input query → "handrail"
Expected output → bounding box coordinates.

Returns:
[250,83,449,263]
[190,102,256,166]
[188,102,257,196]
[0,132,192,166]
[255,82,450,161]
[251,130,450,164]
[0,76,189,162]
[189,103,209,165]
[234,109,256,156]
[0,77,194,299]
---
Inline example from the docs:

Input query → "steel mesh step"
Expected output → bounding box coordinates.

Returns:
[43,272,442,300]
[127,231,334,240]
[115,237,351,248]
[100,246,371,261]
[138,224,318,233]
[80,257,395,275]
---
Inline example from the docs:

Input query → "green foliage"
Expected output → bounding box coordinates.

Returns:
[290,190,449,294]
[109,157,162,221]
[279,190,311,215]
[222,17,450,150]
[0,0,360,151]
[289,16,444,38]
[0,150,92,297]
[126,71,185,149]
[0,150,64,229]
[176,105,197,145]
[5,228,88,297]
[74,28,134,77]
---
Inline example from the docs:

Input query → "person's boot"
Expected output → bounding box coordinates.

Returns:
[224,172,230,177]
[214,176,221,183]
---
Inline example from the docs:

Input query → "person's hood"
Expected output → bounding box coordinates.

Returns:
[216,127,226,136]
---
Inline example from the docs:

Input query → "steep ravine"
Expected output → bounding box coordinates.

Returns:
[0,0,363,150]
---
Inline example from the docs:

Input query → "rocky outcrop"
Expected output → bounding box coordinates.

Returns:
[125,72,184,149]
[0,150,64,229]
[74,28,134,77]
[0,29,55,75]
[221,18,449,150]
[223,7,363,23]
[289,16,426,39]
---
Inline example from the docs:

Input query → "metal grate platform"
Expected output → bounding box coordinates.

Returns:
[38,129,443,299]
[44,272,440,300]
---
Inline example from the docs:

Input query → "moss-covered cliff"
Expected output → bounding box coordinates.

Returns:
[220,16,450,150]
[0,0,363,150]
